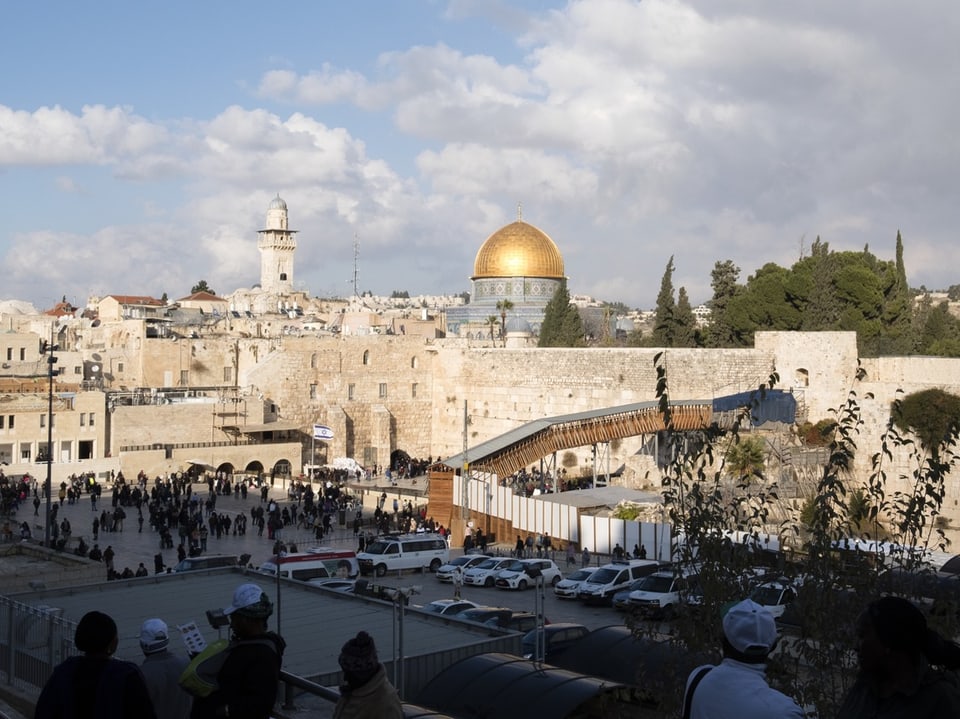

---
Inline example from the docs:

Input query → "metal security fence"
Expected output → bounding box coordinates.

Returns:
[0,597,78,694]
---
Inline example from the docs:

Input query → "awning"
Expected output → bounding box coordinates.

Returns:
[184,459,215,469]
[220,421,302,435]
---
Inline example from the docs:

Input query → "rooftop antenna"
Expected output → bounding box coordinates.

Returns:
[349,233,360,300]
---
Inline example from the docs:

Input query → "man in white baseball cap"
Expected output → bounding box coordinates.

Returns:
[683,599,804,719]
[139,618,192,719]
[190,583,285,719]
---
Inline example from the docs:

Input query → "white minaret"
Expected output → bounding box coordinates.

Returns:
[258,195,298,294]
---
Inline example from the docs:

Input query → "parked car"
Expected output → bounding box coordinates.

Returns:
[521,623,589,661]
[748,578,798,619]
[172,554,239,573]
[435,554,491,583]
[421,599,480,616]
[495,559,562,590]
[577,559,667,605]
[627,571,697,619]
[501,611,542,633]
[554,568,595,599]
[306,578,358,594]
[463,557,518,587]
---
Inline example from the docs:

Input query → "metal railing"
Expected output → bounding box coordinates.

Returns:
[0,597,78,694]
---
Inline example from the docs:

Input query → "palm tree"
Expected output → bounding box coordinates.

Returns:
[485,316,500,343]
[496,300,514,347]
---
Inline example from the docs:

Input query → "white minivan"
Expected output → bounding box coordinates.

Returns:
[357,533,449,577]
[577,559,667,605]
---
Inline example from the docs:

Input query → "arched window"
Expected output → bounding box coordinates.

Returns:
[310,353,318,369]
[795,368,809,387]
[411,356,418,369]
[362,350,370,366]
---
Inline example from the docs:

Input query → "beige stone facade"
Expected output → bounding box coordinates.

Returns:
[5,313,960,532]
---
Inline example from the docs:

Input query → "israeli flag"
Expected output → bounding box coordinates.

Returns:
[313,424,334,440]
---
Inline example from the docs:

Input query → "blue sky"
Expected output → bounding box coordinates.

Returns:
[2,0,958,311]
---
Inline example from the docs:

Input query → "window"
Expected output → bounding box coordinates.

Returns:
[309,384,317,400]
[74,365,81,374]
[118,362,124,373]
[7,415,12,429]
[19,348,25,360]
[411,382,418,398]
[89,413,95,427]
[80,413,86,427]
[5,348,10,361]
[362,350,370,366]
[223,366,233,382]
[40,415,46,428]
[348,384,355,401]
[180,370,189,385]
[21,447,31,461]
[0,415,4,428]
[310,353,318,369]
[379,383,387,398]
[411,356,418,369]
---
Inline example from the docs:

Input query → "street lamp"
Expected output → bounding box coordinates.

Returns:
[41,337,59,548]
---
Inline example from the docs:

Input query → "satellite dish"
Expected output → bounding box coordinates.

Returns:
[91,365,100,373]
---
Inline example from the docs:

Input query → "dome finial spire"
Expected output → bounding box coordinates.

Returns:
[517,202,522,222]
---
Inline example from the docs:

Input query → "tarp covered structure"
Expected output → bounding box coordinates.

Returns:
[549,625,717,706]
[712,389,797,425]
[415,652,643,717]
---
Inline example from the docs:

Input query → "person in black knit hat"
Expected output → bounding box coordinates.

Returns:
[334,631,402,719]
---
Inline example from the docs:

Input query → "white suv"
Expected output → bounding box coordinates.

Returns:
[627,570,696,619]
[463,557,516,587]
[494,559,562,590]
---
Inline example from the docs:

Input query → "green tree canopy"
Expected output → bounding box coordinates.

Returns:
[892,388,960,457]
[652,256,676,346]
[705,260,742,347]
[538,283,584,347]
[191,280,215,295]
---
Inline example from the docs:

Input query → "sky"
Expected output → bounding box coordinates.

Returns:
[2,0,958,312]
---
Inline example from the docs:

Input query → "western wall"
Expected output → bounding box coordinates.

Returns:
[96,326,960,533]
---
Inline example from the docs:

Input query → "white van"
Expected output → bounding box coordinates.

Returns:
[356,533,449,577]
[258,547,359,581]
[577,559,667,605]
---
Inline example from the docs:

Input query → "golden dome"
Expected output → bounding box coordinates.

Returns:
[472,220,565,279]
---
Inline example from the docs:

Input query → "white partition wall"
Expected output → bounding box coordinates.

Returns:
[453,474,670,558]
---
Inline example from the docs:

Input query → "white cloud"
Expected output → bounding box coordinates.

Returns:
[3,0,960,309]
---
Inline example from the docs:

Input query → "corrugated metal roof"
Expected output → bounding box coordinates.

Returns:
[439,399,713,476]
[415,652,642,716]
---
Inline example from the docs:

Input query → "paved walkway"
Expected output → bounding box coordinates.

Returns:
[25,476,432,577]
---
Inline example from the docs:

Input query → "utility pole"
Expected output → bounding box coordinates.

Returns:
[42,331,59,547]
